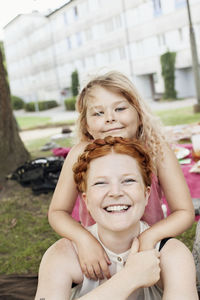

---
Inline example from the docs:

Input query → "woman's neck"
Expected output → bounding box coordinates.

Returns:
[97,222,140,254]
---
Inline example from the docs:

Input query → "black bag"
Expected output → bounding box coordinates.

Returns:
[10,156,64,194]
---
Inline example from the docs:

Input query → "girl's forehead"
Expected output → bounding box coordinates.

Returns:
[86,86,130,107]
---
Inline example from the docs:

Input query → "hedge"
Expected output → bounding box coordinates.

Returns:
[24,100,58,112]
[11,95,24,110]
[64,97,76,111]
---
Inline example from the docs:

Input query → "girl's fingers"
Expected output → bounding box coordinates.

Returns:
[93,262,104,280]
[104,252,111,265]
[81,263,90,278]
[86,265,98,280]
[100,259,111,279]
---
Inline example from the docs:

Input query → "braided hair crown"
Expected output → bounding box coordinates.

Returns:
[73,136,153,193]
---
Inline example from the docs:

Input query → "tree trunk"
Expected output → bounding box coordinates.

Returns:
[0,48,30,182]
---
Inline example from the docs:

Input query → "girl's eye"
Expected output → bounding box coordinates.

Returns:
[115,107,126,112]
[122,178,136,184]
[93,111,104,116]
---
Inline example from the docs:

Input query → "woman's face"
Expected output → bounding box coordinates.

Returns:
[86,86,139,140]
[82,152,150,233]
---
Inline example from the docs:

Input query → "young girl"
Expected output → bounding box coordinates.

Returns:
[48,71,194,279]
[35,137,198,300]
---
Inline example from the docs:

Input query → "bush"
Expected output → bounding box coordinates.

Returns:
[38,100,58,111]
[71,70,79,97]
[25,100,58,112]
[64,97,76,111]
[160,51,177,99]
[11,95,24,110]
[24,102,36,112]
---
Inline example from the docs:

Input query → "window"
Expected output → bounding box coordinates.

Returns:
[114,15,122,29]
[66,37,71,50]
[63,12,68,24]
[73,6,78,20]
[178,28,183,41]
[85,28,93,41]
[157,34,166,47]
[105,19,114,32]
[175,0,186,8]
[118,47,126,60]
[152,0,162,16]
[76,32,82,47]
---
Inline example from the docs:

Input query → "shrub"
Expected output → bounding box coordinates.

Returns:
[64,97,76,111]
[160,51,177,99]
[11,95,24,110]
[71,70,79,97]
[24,102,36,112]
[24,100,58,112]
[38,100,58,111]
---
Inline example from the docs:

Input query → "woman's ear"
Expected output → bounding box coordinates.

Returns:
[144,186,151,207]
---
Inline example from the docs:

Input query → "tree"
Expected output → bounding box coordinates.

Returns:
[71,70,79,96]
[0,47,30,181]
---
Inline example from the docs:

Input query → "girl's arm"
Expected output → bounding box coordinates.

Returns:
[48,142,111,279]
[139,142,195,251]
[78,238,160,300]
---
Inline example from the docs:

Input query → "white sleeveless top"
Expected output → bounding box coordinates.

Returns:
[70,221,163,300]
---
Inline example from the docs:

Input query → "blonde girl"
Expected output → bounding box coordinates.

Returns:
[48,71,194,280]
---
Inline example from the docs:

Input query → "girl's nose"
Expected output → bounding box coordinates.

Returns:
[105,109,115,123]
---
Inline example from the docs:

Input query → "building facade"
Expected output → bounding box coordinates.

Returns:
[3,0,200,103]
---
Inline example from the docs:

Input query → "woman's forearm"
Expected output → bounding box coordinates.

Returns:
[77,268,139,300]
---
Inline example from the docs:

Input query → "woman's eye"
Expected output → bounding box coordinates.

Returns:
[93,181,106,186]
[115,107,126,112]
[123,178,136,184]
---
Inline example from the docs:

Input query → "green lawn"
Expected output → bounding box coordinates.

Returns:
[16,115,75,130]
[16,116,51,130]
[155,106,200,126]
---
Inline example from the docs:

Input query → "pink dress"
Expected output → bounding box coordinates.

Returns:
[77,174,164,227]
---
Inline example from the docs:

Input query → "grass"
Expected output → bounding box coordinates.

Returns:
[25,136,74,158]
[0,182,59,274]
[16,116,75,130]
[16,116,51,130]
[155,106,200,126]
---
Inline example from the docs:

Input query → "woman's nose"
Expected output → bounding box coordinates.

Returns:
[108,184,123,198]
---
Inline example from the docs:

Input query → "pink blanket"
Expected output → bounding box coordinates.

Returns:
[162,144,200,221]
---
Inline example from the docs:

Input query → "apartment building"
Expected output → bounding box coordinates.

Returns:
[3,0,200,103]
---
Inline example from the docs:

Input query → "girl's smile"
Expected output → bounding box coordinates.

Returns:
[86,86,139,140]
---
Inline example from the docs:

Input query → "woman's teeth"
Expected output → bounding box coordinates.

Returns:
[105,205,129,212]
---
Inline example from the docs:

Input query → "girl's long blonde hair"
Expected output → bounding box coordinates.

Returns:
[76,71,166,168]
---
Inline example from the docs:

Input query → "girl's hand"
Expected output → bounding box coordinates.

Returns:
[126,238,160,288]
[138,229,157,251]
[76,234,111,280]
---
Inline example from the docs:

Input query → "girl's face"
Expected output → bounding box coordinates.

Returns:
[86,86,140,140]
[82,153,150,233]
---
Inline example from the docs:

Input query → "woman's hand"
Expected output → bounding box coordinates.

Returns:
[76,233,111,280]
